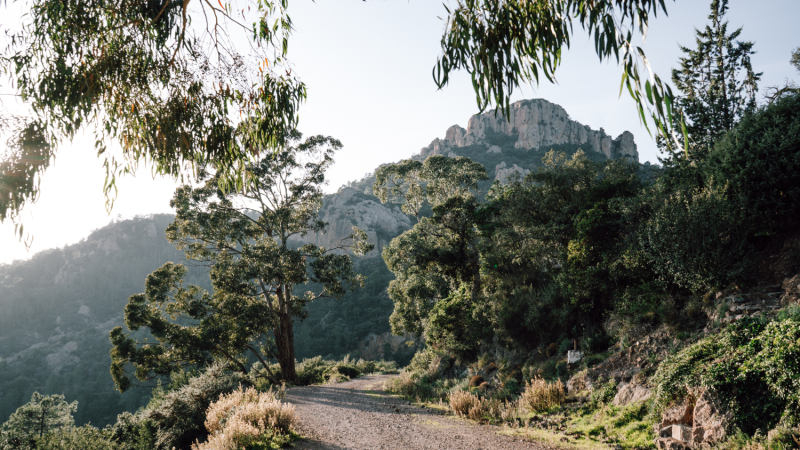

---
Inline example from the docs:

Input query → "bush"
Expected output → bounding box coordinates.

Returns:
[108,412,156,450]
[426,285,489,360]
[638,182,752,292]
[450,391,483,418]
[143,364,251,450]
[288,355,396,386]
[590,379,618,407]
[518,377,565,413]
[192,385,294,450]
[708,92,800,231]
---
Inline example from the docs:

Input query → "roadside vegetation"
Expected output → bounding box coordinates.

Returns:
[0,356,396,450]
[380,7,800,448]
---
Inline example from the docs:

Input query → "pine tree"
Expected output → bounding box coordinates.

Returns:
[668,0,761,161]
[0,393,77,450]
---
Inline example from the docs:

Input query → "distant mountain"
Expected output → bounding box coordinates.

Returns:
[0,97,643,428]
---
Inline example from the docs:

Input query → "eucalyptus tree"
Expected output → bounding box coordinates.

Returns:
[373,155,488,346]
[1,0,304,240]
[110,133,372,388]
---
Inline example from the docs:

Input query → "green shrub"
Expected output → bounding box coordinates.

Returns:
[638,182,752,292]
[708,92,800,231]
[652,317,800,435]
[426,284,489,360]
[108,412,156,450]
[36,426,116,450]
[294,356,330,386]
[590,379,618,407]
[143,364,251,450]
[767,426,800,449]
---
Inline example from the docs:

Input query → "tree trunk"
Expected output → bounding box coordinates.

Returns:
[275,309,297,383]
[274,285,297,383]
[470,257,482,303]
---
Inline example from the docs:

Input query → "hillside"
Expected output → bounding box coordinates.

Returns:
[0,97,641,428]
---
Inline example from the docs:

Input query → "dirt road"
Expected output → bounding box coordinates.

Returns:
[285,374,553,450]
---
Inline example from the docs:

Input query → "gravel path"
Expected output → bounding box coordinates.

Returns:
[285,374,554,450]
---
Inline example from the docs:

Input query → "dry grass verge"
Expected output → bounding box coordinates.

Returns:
[192,385,295,450]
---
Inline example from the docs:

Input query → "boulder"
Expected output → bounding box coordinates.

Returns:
[692,389,732,445]
[654,402,694,436]
[566,370,593,393]
[654,438,692,450]
[613,382,652,406]
[670,425,693,441]
[781,274,800,305]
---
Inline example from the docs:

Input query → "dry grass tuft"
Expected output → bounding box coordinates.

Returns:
[518,377,565,413]
[450,390,483,418]
[450,391,512,422]
[192,385,295,450]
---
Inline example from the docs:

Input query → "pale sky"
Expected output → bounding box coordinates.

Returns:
[1,0,798,265]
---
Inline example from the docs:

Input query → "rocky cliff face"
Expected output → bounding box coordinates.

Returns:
[420,98,638,162]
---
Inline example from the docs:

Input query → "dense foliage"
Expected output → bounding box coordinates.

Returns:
[1,0,304,233]
[0,393,76,450]
[0,215,396,428]
[0,215,200,428]
[668,0,760,159]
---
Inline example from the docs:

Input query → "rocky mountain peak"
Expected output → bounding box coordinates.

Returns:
[420,98,638,162]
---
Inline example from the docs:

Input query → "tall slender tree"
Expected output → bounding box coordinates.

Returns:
[667,0,761,160]
[110,132,372,388]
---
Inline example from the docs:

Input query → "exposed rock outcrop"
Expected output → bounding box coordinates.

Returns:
[419,99,638,162]
[613,382,652,406]
[307,187,413,256]
[653,389,733,449]
[312,98,640,254]
[494,162,530,184]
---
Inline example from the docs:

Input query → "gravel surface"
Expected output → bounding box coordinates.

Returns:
[285,374,554,450]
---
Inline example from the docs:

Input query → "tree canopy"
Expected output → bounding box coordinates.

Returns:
[1,0,304,239]
[667,0,760,160]
[0,392,77,450]
[1,0,689,243]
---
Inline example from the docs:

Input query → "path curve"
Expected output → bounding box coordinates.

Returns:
[285,374,553,450]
